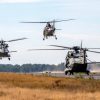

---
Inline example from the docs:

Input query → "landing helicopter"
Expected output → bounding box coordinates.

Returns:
[0,37,27,60]
[28,42,100,75]
[21,19,75,40]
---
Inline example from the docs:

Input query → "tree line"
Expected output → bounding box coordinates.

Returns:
[0,63,65,73]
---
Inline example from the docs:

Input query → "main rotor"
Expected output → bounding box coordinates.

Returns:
[21,19,75,24]
[49,45,100,54]
[28,44,100,54]
[1,37,27,43]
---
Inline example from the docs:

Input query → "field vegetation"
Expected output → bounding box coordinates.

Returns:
[0,73,100,100]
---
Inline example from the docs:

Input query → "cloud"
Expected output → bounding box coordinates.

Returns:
[0,0,44,3]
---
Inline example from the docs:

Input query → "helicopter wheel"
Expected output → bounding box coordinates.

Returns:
[55,35,57,40]
[8,58,10,60]
[65,71,68,75]
[43,38,45,40]
[69,71,74,75]
[86,71,90,75]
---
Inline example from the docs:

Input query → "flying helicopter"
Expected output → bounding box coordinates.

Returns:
[28,42,100,75]
[21,19,75,40]
[0,37,27,60]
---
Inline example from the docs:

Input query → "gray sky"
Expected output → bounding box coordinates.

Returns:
[0,0,100,65]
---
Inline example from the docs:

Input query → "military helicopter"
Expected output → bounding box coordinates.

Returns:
[0,37,27,60]
[28,42,100,75]
[21,19,75,40]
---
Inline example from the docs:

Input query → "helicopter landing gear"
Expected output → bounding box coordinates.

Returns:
[43,35,45,40]
[8,58,10,60]
[54,35,57,40]
[46,36,48,39]
[65,70,74,75]
[86,71,90,75]
[69,71,74,75]
[65,71,68,75]
[55,37,57,40]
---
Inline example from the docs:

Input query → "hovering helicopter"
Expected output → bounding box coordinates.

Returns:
[21,19,75,40]
[28,42,100,75]
[0,37,27,60]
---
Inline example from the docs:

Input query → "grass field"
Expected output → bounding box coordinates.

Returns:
[0,73,100,100]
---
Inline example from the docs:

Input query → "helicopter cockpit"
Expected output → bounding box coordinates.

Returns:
[67,50,80,58]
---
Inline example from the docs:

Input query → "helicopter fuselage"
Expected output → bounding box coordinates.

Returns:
[43,25,57,40]
[0,47,10,60]
[0,52,10,57]
[65,50,89,75]
[65,63,89,75]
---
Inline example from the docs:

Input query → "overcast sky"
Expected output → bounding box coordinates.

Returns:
[0,0,100,65]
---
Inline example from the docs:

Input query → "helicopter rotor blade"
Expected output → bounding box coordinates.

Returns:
[86,58,94,62]
[28,49,67,51]
[9,51,17,53]
[86,58,100,64]
[6,37,27,42]
[55,29,62,30]
[49,19,75,23]
[88,50,100,53]
[21,21,48,23]
[87,48,100,49]
[49,45,72,49]
[87,62,100,64]
[21,19,75,24]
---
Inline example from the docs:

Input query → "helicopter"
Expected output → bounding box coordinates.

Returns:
[21,19,75,40]
[0,37,27,60]
[28,42,100,75]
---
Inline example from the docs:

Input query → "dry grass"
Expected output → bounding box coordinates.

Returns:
[0,73,99,100]
[0,87,100,100]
